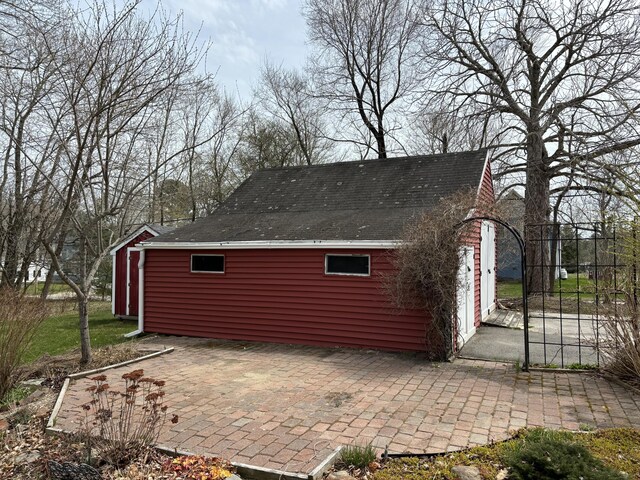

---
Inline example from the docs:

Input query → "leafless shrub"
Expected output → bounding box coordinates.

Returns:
[385,190,479,359]
[81,369,177,467]
[595,222,640,382]
[597,295,640,381]
[0,289,48,400]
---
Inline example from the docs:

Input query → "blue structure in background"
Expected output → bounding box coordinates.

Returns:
[497,191,561,281]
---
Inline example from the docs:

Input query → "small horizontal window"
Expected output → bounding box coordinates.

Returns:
[191,255,224,273]
[325,254,370,276]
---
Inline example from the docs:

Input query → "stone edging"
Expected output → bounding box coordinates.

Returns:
[156,443,343,480]
[46,377,71,429]
[457,355,602,374]
[308,445,342,479]
[528,366,599,374]
[46,347,174,430]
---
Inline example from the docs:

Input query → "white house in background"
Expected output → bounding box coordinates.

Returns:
[25,262,50,282]
[0,258,50,284]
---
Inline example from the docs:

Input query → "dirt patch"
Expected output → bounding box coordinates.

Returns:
[19,343,155,389]
[325,391,353,407]
[500,296,622,315]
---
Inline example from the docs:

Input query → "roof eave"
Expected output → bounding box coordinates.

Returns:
[109,225,161,255]
[138,240,400,250]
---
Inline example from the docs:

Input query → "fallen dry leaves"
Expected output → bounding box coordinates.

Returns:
[162,455,235,479]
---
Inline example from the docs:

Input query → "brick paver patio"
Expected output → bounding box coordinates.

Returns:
[53,336,640,476]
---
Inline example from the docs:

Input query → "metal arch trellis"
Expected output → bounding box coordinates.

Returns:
[457,216,531,371]
[524,221,636,369]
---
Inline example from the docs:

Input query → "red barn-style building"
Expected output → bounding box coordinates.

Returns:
[131,151,496,353]
[110,224,172,319]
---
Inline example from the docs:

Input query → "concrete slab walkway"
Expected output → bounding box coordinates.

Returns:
[53,336,640,476]
[463,310,603,366]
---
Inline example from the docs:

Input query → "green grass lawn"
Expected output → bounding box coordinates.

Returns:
[498,279,523,298]
[498,273,597,299]
[24,301,136,363]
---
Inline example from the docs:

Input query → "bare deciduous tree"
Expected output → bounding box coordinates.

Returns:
[177,80,248,221]
[425,0,640,293]
[256,60,333,165]
[39,0,207,364]
[0,0,256,366]
[192,90,246,215]
[410,107,493,154]
[304,0,424,158]
[236,109,301,174]
[0,0,65,290]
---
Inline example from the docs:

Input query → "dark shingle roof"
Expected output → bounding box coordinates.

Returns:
[148,224,174,235]
[146,150,488,243]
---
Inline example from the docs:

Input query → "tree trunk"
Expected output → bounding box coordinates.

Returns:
[3,214,23,289]
[78,295,92,365]
[41,231,68,299]
[40,268,55,299]
[524,131,551,296]
[375,128,387,159]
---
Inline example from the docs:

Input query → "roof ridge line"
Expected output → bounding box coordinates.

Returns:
[256,149,487,173]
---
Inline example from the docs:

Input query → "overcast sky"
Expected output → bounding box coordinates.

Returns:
[140,0,310,99]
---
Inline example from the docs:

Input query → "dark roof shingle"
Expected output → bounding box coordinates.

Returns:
[146,150,488,243]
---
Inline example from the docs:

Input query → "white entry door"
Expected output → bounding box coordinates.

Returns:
[457,246,475,346]
[480,220,496,318]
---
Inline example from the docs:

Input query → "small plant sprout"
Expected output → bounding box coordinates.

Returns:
[338,441,377,470]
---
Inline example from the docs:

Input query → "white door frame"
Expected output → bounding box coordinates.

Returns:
[457,246,475,346]
[125,247,141,316]
[111,252,116,315]
[481,221,496,318]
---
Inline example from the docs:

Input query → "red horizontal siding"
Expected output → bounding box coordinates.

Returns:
[114,230,155,317]
[143,249,430,351]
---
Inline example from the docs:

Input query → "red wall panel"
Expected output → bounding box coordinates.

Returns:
[114,230,155,317]
[143,249,430,351]
[474,158,496,327]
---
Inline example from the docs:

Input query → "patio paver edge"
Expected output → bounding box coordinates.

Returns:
[155,443,320,480]
[46,347,174,430]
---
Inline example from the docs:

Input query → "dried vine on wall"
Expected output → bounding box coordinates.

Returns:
[386,190,488,360]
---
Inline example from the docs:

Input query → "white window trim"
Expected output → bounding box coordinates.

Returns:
[324,254,371,277]
[191,254,225,274]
